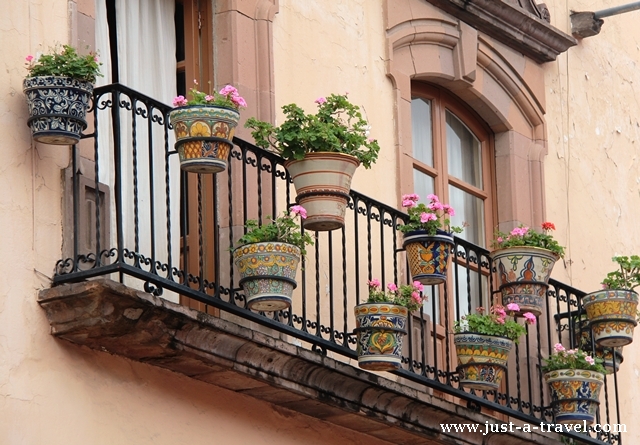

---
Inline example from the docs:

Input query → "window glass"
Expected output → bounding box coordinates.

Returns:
[446,111,482,188]
[413,169,435,198]
[448,185,485,247]
[411,98,433,166]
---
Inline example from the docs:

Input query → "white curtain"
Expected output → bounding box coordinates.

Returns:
[95,0,180,302]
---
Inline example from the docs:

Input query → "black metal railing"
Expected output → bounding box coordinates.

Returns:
[54,83,622,445]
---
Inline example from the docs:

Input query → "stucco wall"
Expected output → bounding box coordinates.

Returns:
[543,0,640,440]
[0,2,390,444]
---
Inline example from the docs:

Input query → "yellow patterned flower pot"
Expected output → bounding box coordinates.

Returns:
[233,241,301,311]
[169,105,240,174]
[285,152,359,232]
[574,317,624,372]
[454,333,513,391]
[545,369,604,425]
[402,230,454,285]
[354,303,408,371]
[491,246,559,317]
[582,289,638,347]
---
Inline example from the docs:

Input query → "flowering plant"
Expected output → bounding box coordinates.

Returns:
[24,45,102,83]
[453,303,536,343]
[398,193,464,235]
[235,206,314,254]
[541,343,606,374]
[601,255,640,291]
[365,279,426,313]
[173,81,247,110]
[491,222,564,257]
[245,93,380,169]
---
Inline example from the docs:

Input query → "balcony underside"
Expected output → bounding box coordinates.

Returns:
[39,279,563,445]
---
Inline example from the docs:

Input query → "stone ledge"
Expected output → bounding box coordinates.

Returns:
[38,279,562,445]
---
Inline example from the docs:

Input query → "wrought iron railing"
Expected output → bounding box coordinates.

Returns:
[54,83,622,445]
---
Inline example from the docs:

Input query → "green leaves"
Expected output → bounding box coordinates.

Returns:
[26,45,102,83]
[245,94,380,169]
[235,210,314,255]
[602,255,640,291]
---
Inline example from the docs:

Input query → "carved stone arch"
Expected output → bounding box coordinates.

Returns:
[385,0,550,230]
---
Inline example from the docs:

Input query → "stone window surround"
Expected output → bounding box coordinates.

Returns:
[385,0,570,231]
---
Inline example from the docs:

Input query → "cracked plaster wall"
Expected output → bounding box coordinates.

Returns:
[543,1,640,442]
[0,2,391,445]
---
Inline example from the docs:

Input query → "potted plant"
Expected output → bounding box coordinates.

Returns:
[354,279,426,371]
[582,255,640,347]
[542,343,606,425]
[246,94,380,231]
[453,303,536,391]
[170,82,247,173]
[232,205,313,311]
[573,315,623,373]
[490,222,564,317]
[23,45,102,145]
[399,193,463,285]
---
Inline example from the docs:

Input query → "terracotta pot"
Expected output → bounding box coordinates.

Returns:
[582,289,638,347]
[169,105,240,174]
[354,302,408,371]
[402,230,454,285]
[233,241,300,311]
[23,75,93,145]
[454,333,513,391]
[490,246,559,317]
[545,369,604,425]
[285,152,359,231]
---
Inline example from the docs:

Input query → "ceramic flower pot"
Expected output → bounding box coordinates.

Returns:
[233,241,301,311]
[23,75,93,145]
[574,319,624,372]
[169,105,240,174]
[582,289,638,347]
[284,152,359,232]
[545,369,604,425]
[354,302,408,371]
[490,246,559,317]
[454,333,513,391]
[402,230,454,285]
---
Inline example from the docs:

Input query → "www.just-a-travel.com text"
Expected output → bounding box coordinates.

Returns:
[440,421,626,435]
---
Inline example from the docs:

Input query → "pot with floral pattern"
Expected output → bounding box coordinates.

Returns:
[454,333,513,391]
[402,230,454,285]
[574,317,624,372]
[23,76,93,145]
[354,303,408,371]
[490,246,559,317]
[582,289,638,347]
[545,369,604,424]
[233,241,301,311]
[170,105,240,173]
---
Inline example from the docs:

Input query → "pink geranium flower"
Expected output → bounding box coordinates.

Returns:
[387,283,398,292]
[289,205,307,219]
[506,303,520,312]
[585,356,595,365]
[315,97,327,104]
[367,278,381,289]
[402,199,416,208]
[219,85,238,96]
[553,343,565,352]
[523,312,536,324]
[205,95,214,102]
[412,281,424,292]
[172,95,188,107]
[420,212,437,223]
[25,55,34,62]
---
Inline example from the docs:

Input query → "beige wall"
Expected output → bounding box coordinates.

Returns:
[543,0,640,439]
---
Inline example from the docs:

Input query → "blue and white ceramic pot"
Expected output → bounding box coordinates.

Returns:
[169,105,240,174]
[491,246,559,317]
[354,302,408,371]
[454,333,513,391]
[402,230,454,285]
[23,76,93,145]
[233,241,300,311]
[545,369,604,425]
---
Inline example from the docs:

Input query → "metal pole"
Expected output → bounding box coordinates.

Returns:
[594,1,640,19]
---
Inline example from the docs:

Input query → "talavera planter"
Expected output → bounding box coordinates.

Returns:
[169,105,240,174]
[285,152,359,232]
[574,317,624,372]
[582,289,638,347]
[454,333,513,391]
[490,246,559,317]
[354,302,408,371]
[545,369,604,425]
[23,75,93,145]
[402,230,454,285]
[233,241,300,311]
